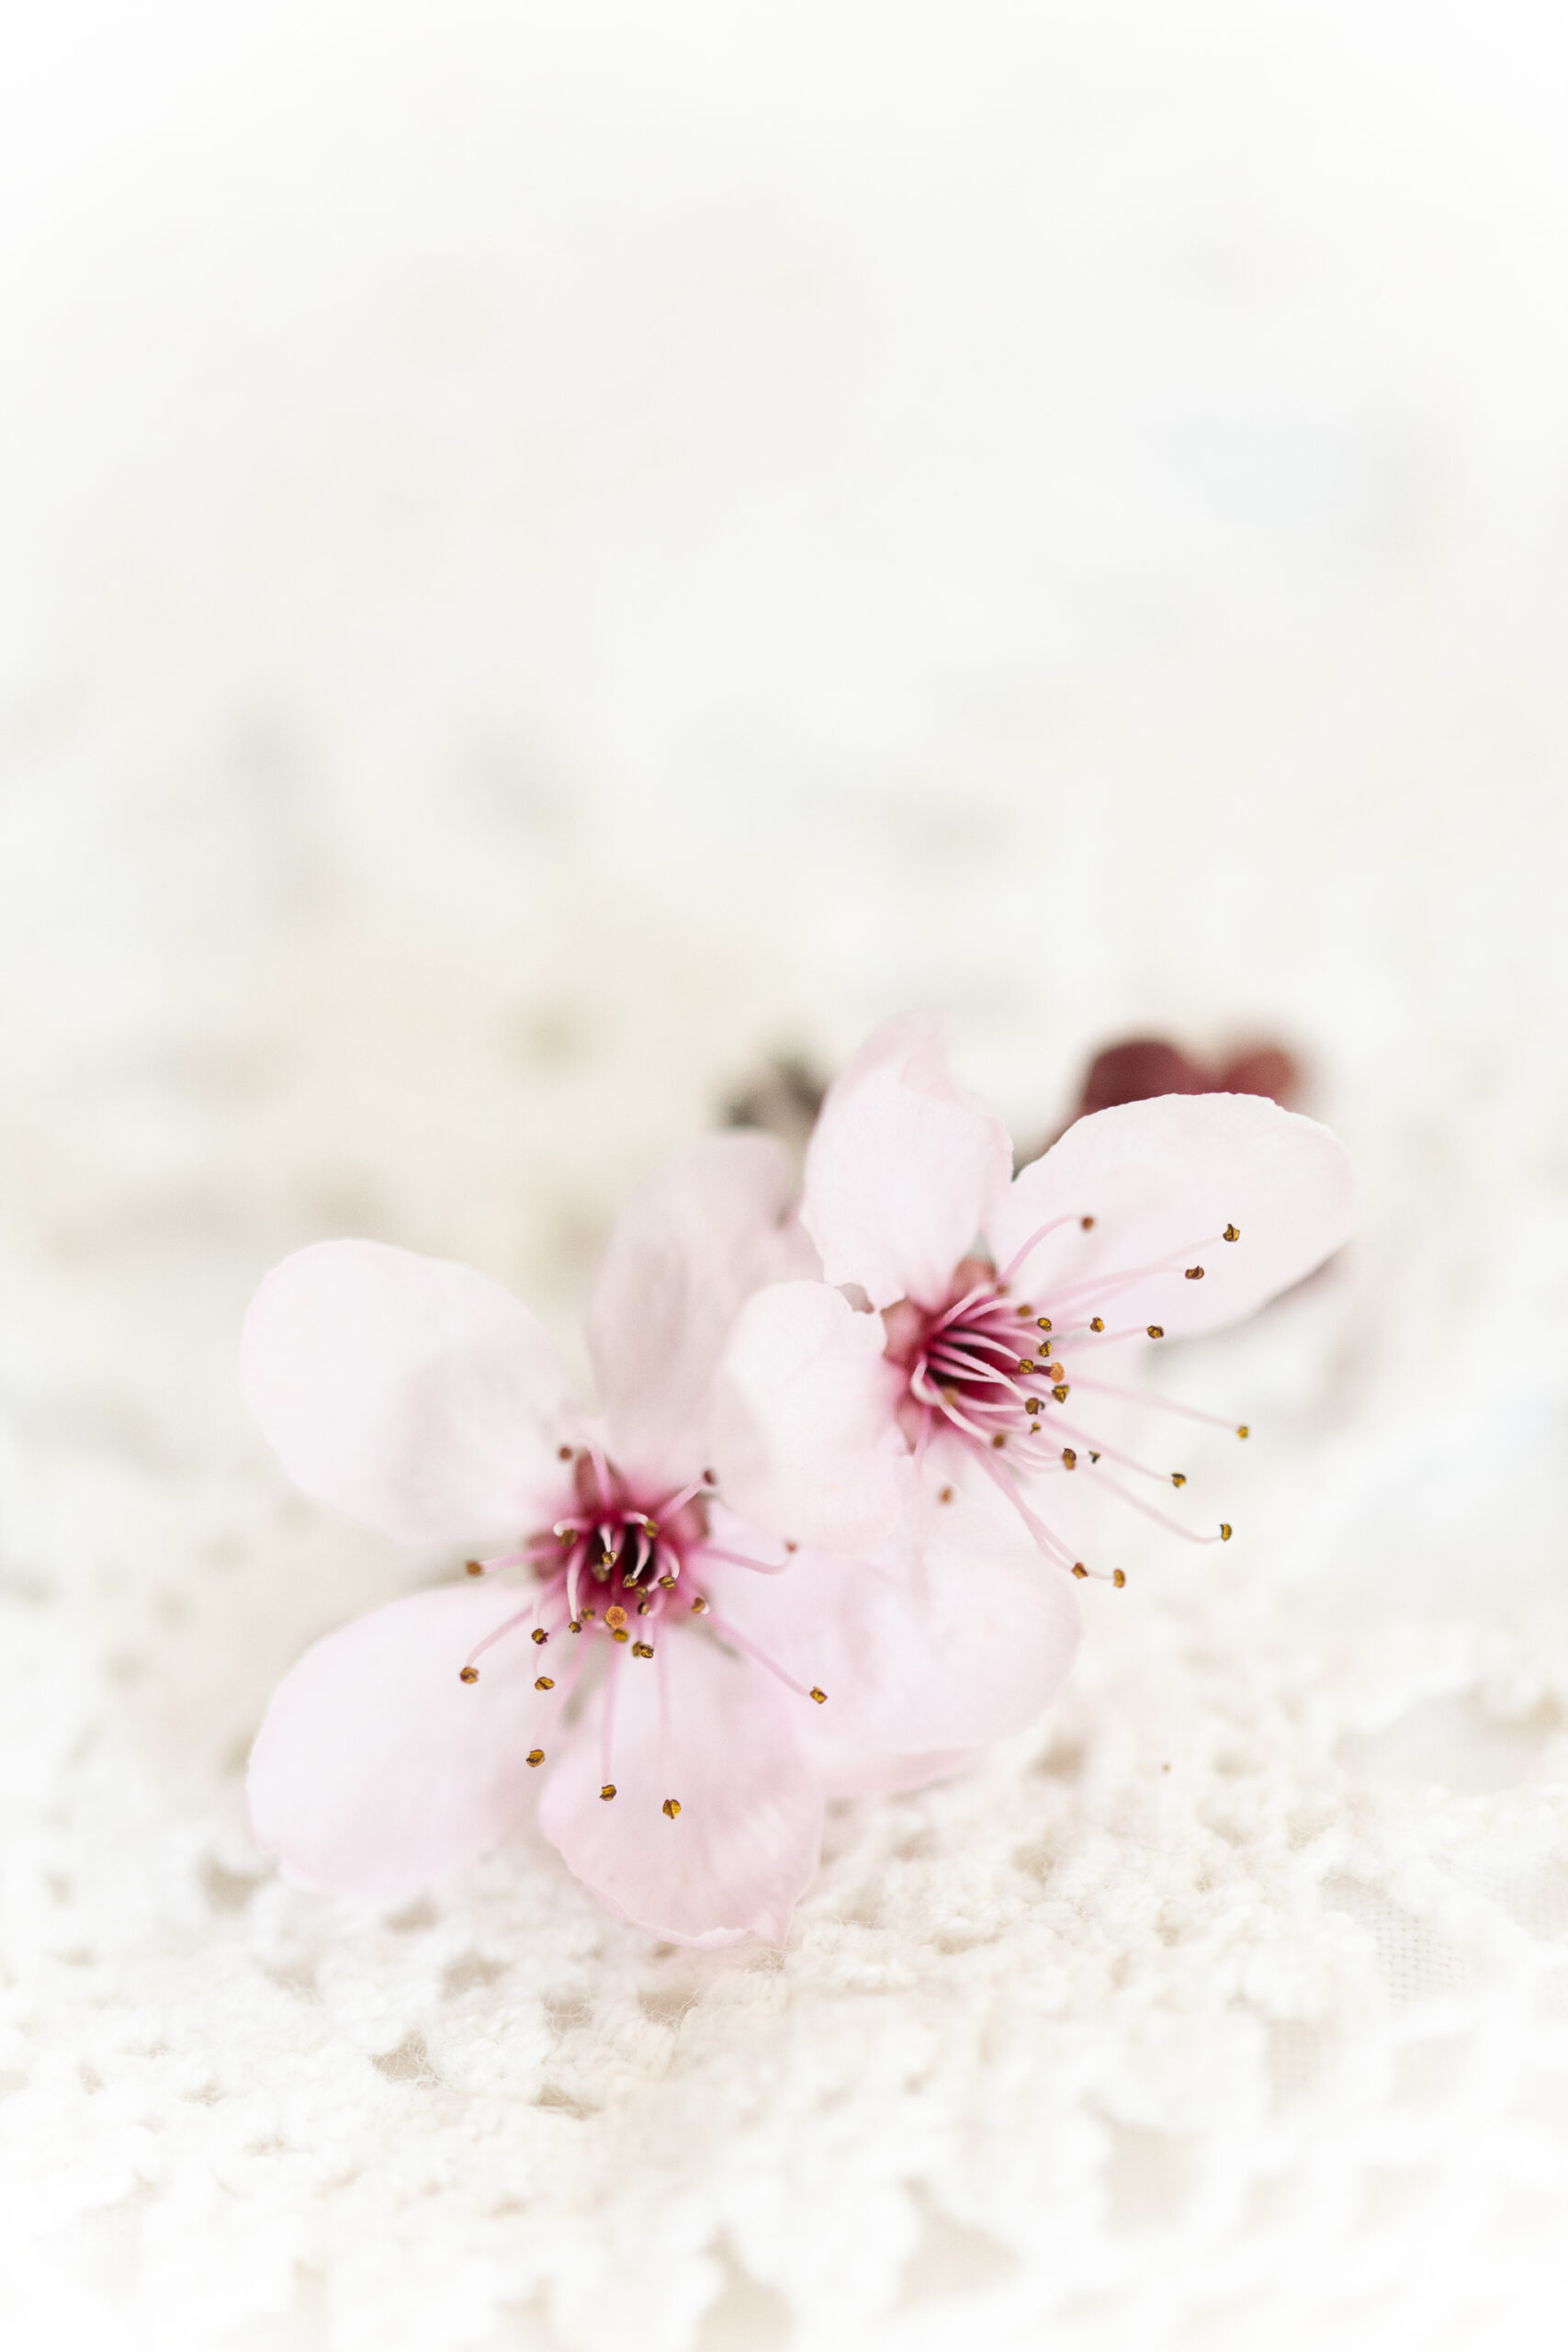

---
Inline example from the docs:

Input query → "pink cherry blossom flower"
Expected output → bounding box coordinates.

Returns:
[241,1131,1077,1945]
[717,1013,1359,1589]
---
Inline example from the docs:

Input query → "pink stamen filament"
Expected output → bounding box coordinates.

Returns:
[703,1611,821,1701]
[1069,1374,1242,1430]
[998,1211,1080,1286]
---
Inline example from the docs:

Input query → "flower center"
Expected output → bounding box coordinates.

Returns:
[881,1237,1247,1582]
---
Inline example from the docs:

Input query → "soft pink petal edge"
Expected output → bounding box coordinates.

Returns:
[247,1581,556,1905]
[537,1632,822,1947]
[800,1012,1013,1310]
[585,1131,817,1481]
[241,1238,583,1547]
[987,1093,1359,1338]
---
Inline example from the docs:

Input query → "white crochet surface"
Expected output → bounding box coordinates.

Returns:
[5,5,1568,2346]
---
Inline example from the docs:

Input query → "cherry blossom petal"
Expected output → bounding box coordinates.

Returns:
[801,1012,1013,1310]
[241,1240,582,1547]
[586,1133,816,1478]
[704,1490,1080,1763]
[538,1634,821,1948]
[710,1280,908,1553]
[247,1582,552,1904]
[988,1093,1359,1339]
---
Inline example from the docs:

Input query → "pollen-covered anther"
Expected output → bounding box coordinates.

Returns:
[1223,1225,1241,1243]
[691,1595,709,1614]
[1080,1215,1095,1230]
[938,1486,954,1503]
[1071,1563,1089,1579]
[600,1784,616,1801]
[531,1628,548,1645]
[631,1641,654,1659]
[1036,1316,1053,1332]
[1219,1522,1233,1541]
[458,1666,479,1683]
[526,1748,544,1767]
[1052,1384,1069,1402]
[464,1559,484,1577]
[535,1675,554,1690]
[1112,1569,1126,1589]
[809,1687,828,1704]
[1170,1473,1187,1488]
[1235,1425,1249,1440]
[1089,1317,1105,1332]
[662,1798,681,1819]
[568,1620,582,1634]
[1062,1448,1077,1468]
[611,1629,630,1644]
[990,1432,1007,1450]
[1185,1266,1205,1281]
[637,1600,652,1616]
[1018,1357,1036,1374]
[604,1605,627,1630]
[657,1574,677,1589]
[1147,1324,1165,1338]
[1025,1397,1043,1415]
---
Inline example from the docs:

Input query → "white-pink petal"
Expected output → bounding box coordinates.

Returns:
[241,1239,582,1547]
[537,1634,821,1948]
[801,1012,1013,1310]
[585,1132,815,1481]
[987,1093,1359,1339]
[247,1582,552,1904]
[705,1490,1080,1765]
[711,1280,908,1555]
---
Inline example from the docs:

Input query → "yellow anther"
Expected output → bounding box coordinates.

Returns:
[1219,1522,1233,1541]
[991,1432,1007,1449]
[1080,1215,1095,1230]
[662,1798,682,1819]
[458,1666,479,1683]
[1018,1358,1036,1374]
[658,1573,676,1588]
[558,1444,574,1461]
[1184,1266,1205,1282]
[1170,1473,1187,1488]
[535,1675,554,1690]
[526,1748,544,1767]
[1235,1424,1249,1440]
[1071,1562,1089,1579]
[1147,1324,1165,1339]
[531,1627,548,1645]
[1062,1448,1077,1468]
[611,1628,630,1644]
[691,1595,709,1613]
[631,1641,654,1658]
[809,1687,828,1704]
[1052,1384,1069,1403]
[464,1559,485,1577]
[1223,1225,1240,1243]
[1089,1317,1105,1333]
[1025,1397,1043,1414]
[938,1486,954,1503]
[637,1600,652,1615]
[600,1784,616,1802]
[569,1620,582,1634]
[1111,1568,1126,1589]
[1036,1316,1054,1332]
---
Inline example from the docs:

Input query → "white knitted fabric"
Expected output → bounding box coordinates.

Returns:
[5,6,1568,2346]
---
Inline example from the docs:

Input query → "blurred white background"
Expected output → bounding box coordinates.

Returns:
[4,5,1568,2348]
